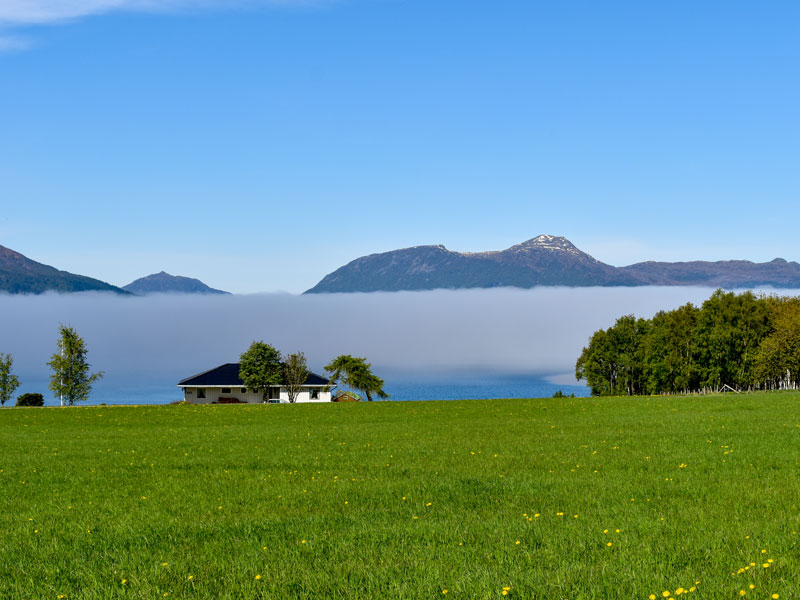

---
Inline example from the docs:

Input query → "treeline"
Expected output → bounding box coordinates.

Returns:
[575,290,800,396]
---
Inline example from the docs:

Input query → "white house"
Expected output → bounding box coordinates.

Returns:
[177,363,333,404]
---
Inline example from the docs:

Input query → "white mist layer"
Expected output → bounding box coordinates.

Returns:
[1,287,794,396]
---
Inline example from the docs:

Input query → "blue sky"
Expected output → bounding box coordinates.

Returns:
[2,0,799,293]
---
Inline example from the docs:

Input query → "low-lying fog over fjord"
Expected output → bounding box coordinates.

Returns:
[1,286,785,404]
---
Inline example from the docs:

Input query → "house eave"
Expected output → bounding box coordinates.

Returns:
[177,383,330,388]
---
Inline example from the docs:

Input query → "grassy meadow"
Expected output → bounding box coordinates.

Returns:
[2,394,799,599]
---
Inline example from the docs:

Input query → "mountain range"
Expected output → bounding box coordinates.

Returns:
[305,235,800,293]
[4,237,800,296]
[0,245,227,295]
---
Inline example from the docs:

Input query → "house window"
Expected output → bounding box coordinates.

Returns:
[268,387,281,400]
[197,388,206,399]
[186,389,193,395]
[310,388,320,400]
[241,388,247,394]
[222,388,231,394]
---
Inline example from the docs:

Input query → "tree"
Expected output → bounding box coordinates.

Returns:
[696,290,771,391]
[644,304,701,394]
[324,355,389,401]
[0,353,20,407]
[283,352,309,403]
[239,341,283,402]
[575,315,649,396]
[754,296,800,389]
[47,325,103,406]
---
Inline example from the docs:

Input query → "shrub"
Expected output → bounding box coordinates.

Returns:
[16,393,44,407]
[217,398,243,404]
[552,390,575,399]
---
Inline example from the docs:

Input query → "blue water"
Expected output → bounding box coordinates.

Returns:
[386,374,588,401]
[14,374,588,406]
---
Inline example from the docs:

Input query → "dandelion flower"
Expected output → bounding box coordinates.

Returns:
[255,575,262,580]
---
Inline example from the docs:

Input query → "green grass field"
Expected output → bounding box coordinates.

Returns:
[2,394,799,599]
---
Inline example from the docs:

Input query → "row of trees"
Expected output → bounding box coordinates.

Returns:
[575,290,800,396]
[0,324,103,407]
[239,342,389,403]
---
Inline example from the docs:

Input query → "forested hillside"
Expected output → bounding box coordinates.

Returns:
[576,290,800,395]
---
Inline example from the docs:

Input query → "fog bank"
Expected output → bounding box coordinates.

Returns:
[1,287,792,398]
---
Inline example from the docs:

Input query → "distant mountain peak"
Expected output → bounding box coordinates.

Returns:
[305,234,634,293]
[305,235,800,293]
[122,272,230,295]
[512,234,578,252]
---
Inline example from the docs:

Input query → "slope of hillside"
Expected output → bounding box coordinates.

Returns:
[0,245,128,295]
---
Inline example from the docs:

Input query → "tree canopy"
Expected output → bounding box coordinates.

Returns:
[0,353,20,407]
[47,325,103,405]
[283,352,309,404]
[576,290,800,396]
[324,355,388,401]
[239,341,283,402]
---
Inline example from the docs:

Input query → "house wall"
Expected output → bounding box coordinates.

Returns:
[182,386,332,404]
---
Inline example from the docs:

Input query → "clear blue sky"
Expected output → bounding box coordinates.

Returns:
[2,1,799,293]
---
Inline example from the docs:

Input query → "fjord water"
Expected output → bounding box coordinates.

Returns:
[16,373,588,406]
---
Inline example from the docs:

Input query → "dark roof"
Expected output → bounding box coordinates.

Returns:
[178,363,330,387]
